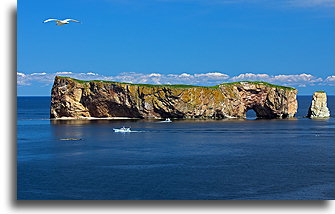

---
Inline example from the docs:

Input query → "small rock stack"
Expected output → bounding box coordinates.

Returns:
[307,91,330,119]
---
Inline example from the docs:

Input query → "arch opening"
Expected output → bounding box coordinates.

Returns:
[245,108,257,119]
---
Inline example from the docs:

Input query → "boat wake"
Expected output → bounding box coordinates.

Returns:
[113,127,145,133]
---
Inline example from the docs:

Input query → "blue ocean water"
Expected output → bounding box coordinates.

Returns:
[17,96,334,200]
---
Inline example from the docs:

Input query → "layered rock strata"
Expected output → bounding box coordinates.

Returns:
[50,76,298,119]
[307,91,330,118]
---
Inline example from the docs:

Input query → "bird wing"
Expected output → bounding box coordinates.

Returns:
[64,19,80,23]
[43,19,61,23]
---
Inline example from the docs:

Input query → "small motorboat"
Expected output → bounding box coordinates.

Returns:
[163,118,172,122]
[113,127,131,132]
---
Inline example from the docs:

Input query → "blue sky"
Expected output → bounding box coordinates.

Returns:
[18,0,334,95]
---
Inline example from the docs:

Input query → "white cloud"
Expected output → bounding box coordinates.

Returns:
[86,72,98,75]
[148,73,162,77]
[272,73,322,83]
[31,72,47,76]
[179,73,192,78]
[325,75,335,82]
[17,72,25,77]
[56,72,73,75]
[230,73,270,81]
[323,75,335,86]
[194,72,229,78]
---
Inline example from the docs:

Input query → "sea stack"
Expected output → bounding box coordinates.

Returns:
[50,76,298,119]
[307,91,330,119]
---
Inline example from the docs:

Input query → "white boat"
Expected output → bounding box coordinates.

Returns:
[163,118,172,122]
[113,127,131,132]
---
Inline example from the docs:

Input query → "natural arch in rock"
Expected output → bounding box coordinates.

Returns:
[245,108,257,119]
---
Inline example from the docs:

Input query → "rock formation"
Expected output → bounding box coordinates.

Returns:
[50,76,298,119]
[307,91,330,118]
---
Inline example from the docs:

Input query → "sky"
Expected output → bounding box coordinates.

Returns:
[17,0,334,95]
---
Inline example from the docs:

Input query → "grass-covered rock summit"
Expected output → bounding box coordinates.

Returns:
[50,76,298,119]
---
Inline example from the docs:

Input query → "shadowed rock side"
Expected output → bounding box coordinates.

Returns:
[50,76,298,119]
[307,92,330,119]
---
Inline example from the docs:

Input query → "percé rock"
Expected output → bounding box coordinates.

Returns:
[307,91,330,118]
[50,76,298,119]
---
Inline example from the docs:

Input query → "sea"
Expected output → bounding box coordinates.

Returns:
[17,96,334,200]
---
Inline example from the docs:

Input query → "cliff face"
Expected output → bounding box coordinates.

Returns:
[50,76,298,119]
[307,92,330,118]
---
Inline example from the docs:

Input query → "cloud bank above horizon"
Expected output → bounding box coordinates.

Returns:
[17,71,334,88]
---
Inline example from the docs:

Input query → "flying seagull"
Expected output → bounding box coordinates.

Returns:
[43,18,80,25]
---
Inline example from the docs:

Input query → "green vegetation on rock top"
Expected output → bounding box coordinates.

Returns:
[57,76,295,90]
[57,76,204,88]
[315,91,325,93]
[219,81,295,90]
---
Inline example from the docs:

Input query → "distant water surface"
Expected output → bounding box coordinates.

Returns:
[17,96,334,199]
